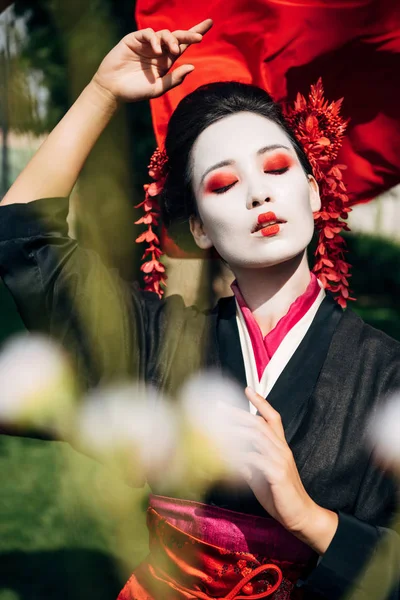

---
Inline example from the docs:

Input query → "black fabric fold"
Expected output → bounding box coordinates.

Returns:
[0,197,69,240]
[215,295,248,407]
[263,294,343,442]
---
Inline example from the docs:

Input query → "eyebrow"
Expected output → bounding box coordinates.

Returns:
[200,144,291,184]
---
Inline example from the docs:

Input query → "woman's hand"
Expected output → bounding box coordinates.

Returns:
[221,387,338,554]
[92,19,213,105]
[1,20,213,205]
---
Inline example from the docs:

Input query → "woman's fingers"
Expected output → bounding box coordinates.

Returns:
[158,29,181,55]
[217,400,284,446]
[171,30,203,47]
[118,21,210,99]
[134,28,162,54]
[126,20,211,58]
[153,64,195,97]
[217,400,261,426]
[238,451,281,483]
[226,423,282,455]
[172,30,203,41]
[245,387,286,441]
[158,27,207,58]
[176,18,213,52]
[189,18,214,35]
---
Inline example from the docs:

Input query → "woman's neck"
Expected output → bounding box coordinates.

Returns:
[233,252,312,337]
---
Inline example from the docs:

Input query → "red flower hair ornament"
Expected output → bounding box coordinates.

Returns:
[136,78,353,308]
[135,149,168,298]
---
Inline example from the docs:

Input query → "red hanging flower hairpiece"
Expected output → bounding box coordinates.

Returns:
[135,148,168,297]
[284,78,353,308]
[136,78,353,306]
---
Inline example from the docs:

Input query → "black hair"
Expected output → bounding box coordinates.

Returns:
[160,81,313,251]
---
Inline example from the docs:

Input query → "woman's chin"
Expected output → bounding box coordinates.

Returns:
[230,251,307,271]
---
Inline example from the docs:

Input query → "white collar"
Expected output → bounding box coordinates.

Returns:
[235,283,326,414]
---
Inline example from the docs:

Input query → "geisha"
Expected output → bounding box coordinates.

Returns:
[0,19,399,600]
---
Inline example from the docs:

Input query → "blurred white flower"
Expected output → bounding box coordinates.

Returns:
[0,333,75,434]
[368,393,400,474]
[180,370,248,442]
[76,383,177,484]
[176,371,249,489]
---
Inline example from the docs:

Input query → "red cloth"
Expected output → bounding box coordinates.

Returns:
[118,502,316,599]
[149,494,315,561]
[135,0,400,204]
[231,274,321,380]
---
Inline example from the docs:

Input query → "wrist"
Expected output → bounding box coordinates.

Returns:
[85,78,120,116]
[291,502,339,556]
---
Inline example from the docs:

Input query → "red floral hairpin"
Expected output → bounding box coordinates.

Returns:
[136,78,353,306]
[285,78,353,308]
[135,148,168,297]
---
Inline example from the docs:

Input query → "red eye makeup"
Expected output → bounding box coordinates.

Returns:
[263,152,294,173]
[204,172,238,194]
[203,151,293,194]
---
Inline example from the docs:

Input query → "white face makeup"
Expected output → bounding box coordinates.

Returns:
[190,112,320,270]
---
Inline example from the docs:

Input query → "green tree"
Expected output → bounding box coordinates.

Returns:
[0,6,44,193]
[10,0,155,277]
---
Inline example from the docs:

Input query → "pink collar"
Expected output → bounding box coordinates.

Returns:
[231,274,321,380]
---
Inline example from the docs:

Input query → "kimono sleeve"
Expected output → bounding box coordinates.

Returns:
[0,197,145,387]
[301,513,399,599]
[301,352,400,599]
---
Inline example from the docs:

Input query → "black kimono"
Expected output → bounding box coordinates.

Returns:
[0,197,399,599]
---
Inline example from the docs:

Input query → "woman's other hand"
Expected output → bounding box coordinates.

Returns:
[220,387,339,555]
[92,19,213,105]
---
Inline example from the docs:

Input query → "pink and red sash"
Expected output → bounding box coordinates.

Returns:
[118,495,317,599]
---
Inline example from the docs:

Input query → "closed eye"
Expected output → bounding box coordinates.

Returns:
[263,152,294,174]
[212,182,237,194]
[212,167,288,193]
[205,173,238,195]
[264,166,290,175]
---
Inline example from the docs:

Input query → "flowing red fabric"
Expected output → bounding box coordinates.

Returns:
[118,506,315,599]
[135,0,400,205]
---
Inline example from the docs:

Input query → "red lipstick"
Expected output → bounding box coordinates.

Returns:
[261,223,280,237]
[254,211,283,237]
[258,211,278,225]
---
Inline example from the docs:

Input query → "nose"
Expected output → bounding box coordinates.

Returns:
[247,194,271,210]
[246,177,272,210]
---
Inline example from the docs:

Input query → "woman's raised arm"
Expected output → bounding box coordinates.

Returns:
[0,21,212,389]
[0,19,212,206]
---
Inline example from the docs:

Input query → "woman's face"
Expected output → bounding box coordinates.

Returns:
[189,111,320,270]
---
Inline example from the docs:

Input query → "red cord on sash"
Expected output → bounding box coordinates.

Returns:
[224,563,283,599]
[145,562,283,599]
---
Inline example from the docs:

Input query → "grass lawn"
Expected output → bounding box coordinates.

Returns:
[0,435,150,600]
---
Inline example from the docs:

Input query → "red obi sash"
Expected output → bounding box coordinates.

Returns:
[118,495,317,600]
